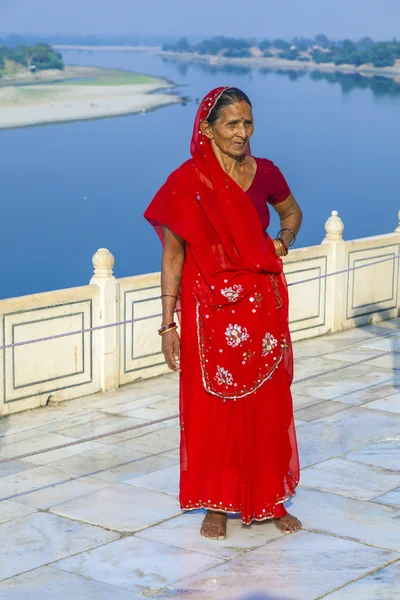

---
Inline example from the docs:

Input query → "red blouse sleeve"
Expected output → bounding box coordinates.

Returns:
[267,164,291,205]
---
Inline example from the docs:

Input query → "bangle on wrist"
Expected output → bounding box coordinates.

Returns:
[277,228,296,247]
[158,321,177,336]
[276,237,288,257]
[159,325,178,336]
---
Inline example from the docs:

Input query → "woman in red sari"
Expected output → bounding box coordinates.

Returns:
[145,87,303,540]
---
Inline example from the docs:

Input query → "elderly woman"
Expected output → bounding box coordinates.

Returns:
[145,87,303,540]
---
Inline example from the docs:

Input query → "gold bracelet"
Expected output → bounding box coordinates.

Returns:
[159,325,178,336]
[276,238,285,257]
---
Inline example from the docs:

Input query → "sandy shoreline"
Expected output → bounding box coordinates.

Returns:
[0,67,180,130]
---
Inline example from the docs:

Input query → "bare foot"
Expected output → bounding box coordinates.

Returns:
[274,513,302,534]
[200,511,227,540]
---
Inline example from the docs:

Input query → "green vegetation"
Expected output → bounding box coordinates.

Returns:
[60,69,154,86]
[162,35,400,69]
[0,43,64,76]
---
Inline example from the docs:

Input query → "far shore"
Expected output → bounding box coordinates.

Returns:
[0,66,181,130]
[54,44,400,82]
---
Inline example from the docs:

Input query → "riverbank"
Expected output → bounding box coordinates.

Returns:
[158,50,400,82]
[0,66,180,130]
[54,45,400,82]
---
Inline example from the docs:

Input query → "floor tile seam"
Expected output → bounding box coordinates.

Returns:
[369,484,400,501]
[294,330,397,359]
[314,556,400,599]
[43,446,161,475]
[151,530,400,599]
[298,436,396,469]
[295,403,352,421]
[11,480,116,512]
[133,529,235,561]
[0,563,130,593]
[302,525,400,552]
[47,502,184,535]
[121,461,180,483]
[134,523,286,561]
[293,378,394,403]
[0,409,111,439]
[340,455,400,474]
[0,471,92,503]
[298,482,396,502]
[351,404,400,419]
[0,534,123,584]
[0,428,107,454]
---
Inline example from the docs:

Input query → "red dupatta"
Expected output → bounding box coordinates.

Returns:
[145,87,293,399]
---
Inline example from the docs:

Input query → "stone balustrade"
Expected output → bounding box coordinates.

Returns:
[0,211,399,416]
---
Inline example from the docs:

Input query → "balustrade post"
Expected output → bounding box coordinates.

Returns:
[321,210,347,333]
[395,210,400,233]
[90,248,120,391]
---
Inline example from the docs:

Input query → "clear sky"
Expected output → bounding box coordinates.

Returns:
[0,0,399,40]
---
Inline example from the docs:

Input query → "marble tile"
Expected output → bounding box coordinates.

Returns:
[0,465,76,501]
[11,476,111,510]
[0,459,37,478]
[0,500,36,524]
[374,488,400,509]
[50,444,177,483]
[99,419,179,446]
[38,410,111,435]
[294,400,349,422]
[325,560,400,599]
[293,356,348,381]
[293,487,400,551]
[20,440,104,466]
[163,531,396,600]
[0,512,119,581]
[45,414,147,440]
[344,438,400,471]
[50,484,182,532]
[294,365,394,404]
[121,397,179,421]
[136,511,284,559]
[124,464,179,496]
[297,406,400,468]
[115,425,180,457]
[367,354,400,371]
[360,335,399,352]
[54,535,222,594]
[0,566,143,599]
[365,392,400,413]
[292,393,319,411]
[0,430,97,461]
[324,345,388,364]
[101,394,174,416]
[301,457,400,500]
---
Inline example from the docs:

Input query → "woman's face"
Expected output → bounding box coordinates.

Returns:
[203,101,254,158]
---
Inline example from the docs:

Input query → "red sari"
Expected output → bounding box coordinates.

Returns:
[145,87,300,524]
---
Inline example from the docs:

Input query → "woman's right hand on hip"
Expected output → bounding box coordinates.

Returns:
[162,329,181,371]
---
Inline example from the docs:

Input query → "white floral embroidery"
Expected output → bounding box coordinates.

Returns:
[214,366,234,386]
[225,323,249,348]
[220,284,243,303]
[262,332,278,356]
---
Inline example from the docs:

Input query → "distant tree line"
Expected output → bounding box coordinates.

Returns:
[0,43,64,73]
[162,35,400,68]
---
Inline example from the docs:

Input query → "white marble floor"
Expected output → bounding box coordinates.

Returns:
[0,319,399,599]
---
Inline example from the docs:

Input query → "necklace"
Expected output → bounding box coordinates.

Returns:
[241,157,247,190]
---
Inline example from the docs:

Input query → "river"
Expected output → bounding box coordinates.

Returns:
[1,49,399,299]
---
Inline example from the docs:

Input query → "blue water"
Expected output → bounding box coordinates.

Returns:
[1,49,400,299]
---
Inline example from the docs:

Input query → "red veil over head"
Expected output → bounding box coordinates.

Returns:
[145,87,293,398]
